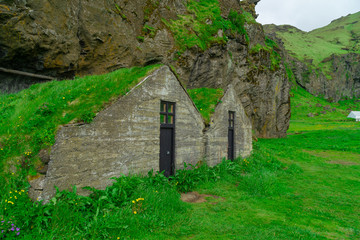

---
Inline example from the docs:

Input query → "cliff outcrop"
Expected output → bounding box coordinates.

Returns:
[285,53,360,102]
[0,0,290,137]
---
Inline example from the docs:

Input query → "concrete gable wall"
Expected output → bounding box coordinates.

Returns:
[41,66,205,201]
[205,87,252,166]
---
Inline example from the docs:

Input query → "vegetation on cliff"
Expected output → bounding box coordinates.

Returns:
[163,0,251,54]
[249,36,282,71]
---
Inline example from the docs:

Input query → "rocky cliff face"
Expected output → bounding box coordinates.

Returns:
[286,53,360,102]
[264,23,360,102]
[0,0,290,138]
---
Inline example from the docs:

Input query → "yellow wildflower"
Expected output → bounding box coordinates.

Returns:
[133,211,137,214]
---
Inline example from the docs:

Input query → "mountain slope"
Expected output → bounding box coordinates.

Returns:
[264,12,360,102]
[266,12,360,65]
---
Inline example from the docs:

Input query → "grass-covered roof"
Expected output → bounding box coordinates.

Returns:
[0,64,160,178]
[187,88,224,125]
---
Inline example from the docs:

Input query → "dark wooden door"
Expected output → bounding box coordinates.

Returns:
[228,111,235,160]
[160,128,174,177]
[160,101,175,177]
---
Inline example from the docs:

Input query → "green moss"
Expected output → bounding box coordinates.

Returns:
[265,36,277,49]
[136,36,145,42]
[114,3,127,20]
[142,24,157,38]
[301,69,311,84]
[169,65,181,83]
[187,88,224,125]
[284,63,296,83]
[242,11,256,24]
[250,37,282,71]
[143,0,160,22]
[163,0,250,54]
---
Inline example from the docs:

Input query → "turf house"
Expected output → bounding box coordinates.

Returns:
[34,66,252,202]
[203,86,253,166]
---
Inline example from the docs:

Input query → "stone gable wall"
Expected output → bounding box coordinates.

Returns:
[41,66,205,201]
[205,87,252,166]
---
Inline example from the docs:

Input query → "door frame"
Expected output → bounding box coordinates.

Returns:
[228,111,235,160]
[159,100,176,176]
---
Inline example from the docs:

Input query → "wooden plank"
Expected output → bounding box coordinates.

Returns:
[0,67,54,80]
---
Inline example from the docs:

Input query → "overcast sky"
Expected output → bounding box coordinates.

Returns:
[255,0,360,32]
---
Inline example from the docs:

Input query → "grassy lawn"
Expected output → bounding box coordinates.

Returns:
[148,127,359,239]
[145,86,360,239]
[1,67,359,239]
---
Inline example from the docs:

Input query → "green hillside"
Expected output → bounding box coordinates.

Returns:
[268,12,360,69]
[310,11,360,53]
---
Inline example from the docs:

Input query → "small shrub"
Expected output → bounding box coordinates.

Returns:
[136,36,145,42]
[35,103,56,117]
[80,111,96,123]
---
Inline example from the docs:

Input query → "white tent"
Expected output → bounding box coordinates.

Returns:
[347,111,360,121]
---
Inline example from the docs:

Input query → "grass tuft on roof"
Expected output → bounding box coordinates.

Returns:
[187,88,224,125]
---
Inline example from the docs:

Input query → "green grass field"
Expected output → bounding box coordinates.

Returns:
[147,87,360,239]
[1,66,360,239]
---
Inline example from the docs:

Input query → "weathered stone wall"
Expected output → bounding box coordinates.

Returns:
[205,87,252,166]
[41,66,204,201]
